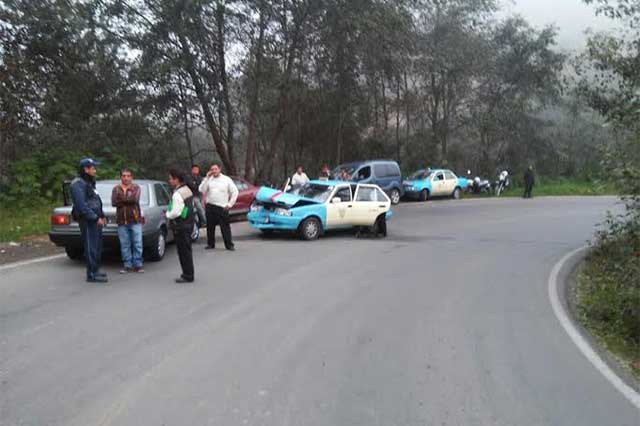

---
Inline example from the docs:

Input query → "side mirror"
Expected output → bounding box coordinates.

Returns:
[331,197,342,204]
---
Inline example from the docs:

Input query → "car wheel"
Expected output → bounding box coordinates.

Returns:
[148,229,167,261]
[452,187,461,200]
[419,189,430,202]
[390,188,401,205]
[65,246,82,260]
[300,217,321,241]
[190,222,200,242]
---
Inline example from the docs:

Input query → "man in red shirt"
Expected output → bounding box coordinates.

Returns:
[111,168,144,274]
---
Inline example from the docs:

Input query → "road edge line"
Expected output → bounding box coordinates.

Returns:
[0,254,66,273]
[548,246,640,409]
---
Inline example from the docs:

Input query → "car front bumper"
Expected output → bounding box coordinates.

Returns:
[247,211,303,231]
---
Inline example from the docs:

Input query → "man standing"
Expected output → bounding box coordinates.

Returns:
[189,164,207,228]
[199,163,239,251]
[523,165,535,199]
[111,168,144,274]
[167,169,195,283]
[291,165,309,189]
[70,158,107,283]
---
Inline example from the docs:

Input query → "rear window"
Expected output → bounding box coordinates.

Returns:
[96,183,150,206]
[385,163,401,177]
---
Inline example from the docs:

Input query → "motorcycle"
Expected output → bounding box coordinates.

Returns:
[466,171,492,195]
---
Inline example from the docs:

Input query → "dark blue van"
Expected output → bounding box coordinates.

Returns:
[332,160,403,204]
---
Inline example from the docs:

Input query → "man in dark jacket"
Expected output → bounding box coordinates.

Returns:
[71,158,107,283]
[523,165,535,199]
[167,169,196,283]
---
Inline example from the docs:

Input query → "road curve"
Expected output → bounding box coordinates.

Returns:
[1,196,638,426]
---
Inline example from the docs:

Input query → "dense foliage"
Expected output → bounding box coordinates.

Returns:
[0,0,634,204]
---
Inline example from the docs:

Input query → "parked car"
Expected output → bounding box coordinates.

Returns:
[230,176,259,215]
[50,180,176,261]
[247,180,392,240]
[402,168,468,201]
[331,160,403,205]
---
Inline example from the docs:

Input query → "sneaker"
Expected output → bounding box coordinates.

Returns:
[133,267,145,273]
[120,267,132,274]
[87,275,108,283]
[175,277,194,283]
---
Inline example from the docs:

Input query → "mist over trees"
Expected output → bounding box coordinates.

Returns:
[0,0,637,194]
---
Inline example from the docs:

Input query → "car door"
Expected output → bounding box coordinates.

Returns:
[231,178,251,214]
[154,183,173,240]
[325,185,352,228]
[444,171,457,194]
[351,185,387,226]
[432,171,446,196]
[372,163,389,191]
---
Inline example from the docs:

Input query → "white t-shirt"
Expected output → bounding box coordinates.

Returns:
[291,172,310,187]
[198,174,239,208]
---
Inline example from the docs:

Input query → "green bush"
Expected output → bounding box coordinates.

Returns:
[0,148,138,207]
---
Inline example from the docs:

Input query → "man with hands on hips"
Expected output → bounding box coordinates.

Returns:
[199,162,239,251]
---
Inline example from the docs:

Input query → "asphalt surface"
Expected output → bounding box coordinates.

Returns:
[1,197,638,426]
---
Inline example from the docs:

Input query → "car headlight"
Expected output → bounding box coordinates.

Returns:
[250,202,263,212]
[274,207,291,216]
[405,186,414,191]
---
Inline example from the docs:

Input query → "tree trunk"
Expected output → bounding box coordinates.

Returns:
[244,3,267,182]
[216,2,236,174]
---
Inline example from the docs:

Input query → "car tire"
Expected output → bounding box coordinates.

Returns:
[452,187,461,200]
[419,189,430,202]
[390,188,401,205]
[300,217,321,241]
[147,229,167,261]
[65,246,83,260]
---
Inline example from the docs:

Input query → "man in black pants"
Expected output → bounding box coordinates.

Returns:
[523,165,535,199]
[166,169,196,283]
[198,163,239,251]
[70,158,107,283]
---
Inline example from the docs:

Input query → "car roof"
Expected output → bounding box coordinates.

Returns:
[335,159,399,168]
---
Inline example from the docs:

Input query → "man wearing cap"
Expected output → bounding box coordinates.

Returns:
[71,158,107,283]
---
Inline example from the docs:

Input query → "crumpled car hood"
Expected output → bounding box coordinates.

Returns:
[255,187,320,208]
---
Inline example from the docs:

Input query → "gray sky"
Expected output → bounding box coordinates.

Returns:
[501,0,618,50]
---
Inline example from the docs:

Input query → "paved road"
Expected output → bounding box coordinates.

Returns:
[1,197,638,426]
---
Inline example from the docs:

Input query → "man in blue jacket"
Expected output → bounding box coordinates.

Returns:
[71,158,107,283]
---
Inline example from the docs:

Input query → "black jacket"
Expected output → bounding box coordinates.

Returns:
[524,169,535,186]
[71,173,105,222]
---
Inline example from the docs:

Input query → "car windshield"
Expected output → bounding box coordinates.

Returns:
[96,183,150,206]
[331,164,359,179]
[297,183,334,202]
[408,170,432,180]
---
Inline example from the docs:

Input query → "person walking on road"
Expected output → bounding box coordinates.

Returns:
[111,167,144,274]
[70,158,107,283]
[167,169,196,283]
[199,163,239,251]
[290,165,309,189]
[523,165,535,199]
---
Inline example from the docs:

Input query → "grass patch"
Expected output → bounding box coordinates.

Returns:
[576,238,640,380]
[501,178,619,197]
[0,205,54,242]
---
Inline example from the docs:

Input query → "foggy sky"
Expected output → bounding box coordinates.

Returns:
[503,0,618,50]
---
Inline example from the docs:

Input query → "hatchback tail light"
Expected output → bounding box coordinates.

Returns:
[51,214,70,226]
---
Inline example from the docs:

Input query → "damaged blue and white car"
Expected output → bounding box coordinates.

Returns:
[247,180,393,240]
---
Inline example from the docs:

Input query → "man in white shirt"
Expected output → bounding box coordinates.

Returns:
[199,163,239,251]
[290,165,309,189]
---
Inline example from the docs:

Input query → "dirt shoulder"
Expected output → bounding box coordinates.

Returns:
[0,235,63,266]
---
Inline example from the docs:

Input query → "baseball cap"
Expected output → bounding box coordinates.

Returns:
[79,158,101,168]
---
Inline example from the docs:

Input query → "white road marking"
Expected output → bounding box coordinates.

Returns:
[548,246,640,410]
[0,254,66,273]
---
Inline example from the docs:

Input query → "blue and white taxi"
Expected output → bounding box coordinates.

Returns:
[247,180,392,240]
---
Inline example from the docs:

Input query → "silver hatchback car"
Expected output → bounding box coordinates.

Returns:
[49,179,186,261]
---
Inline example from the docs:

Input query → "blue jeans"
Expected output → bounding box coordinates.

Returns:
[79,220,103,279]
[117,223,143,268]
